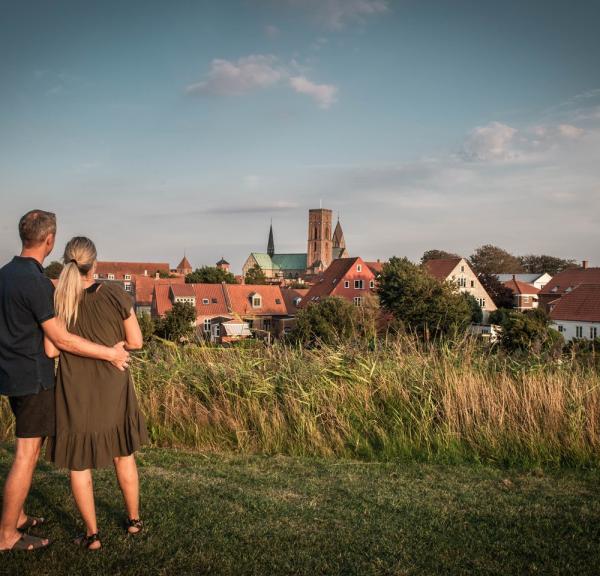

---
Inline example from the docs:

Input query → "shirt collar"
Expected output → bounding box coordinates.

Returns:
[13,256,45,273]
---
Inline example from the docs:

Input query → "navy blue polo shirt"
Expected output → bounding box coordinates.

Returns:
[0,256,56,396]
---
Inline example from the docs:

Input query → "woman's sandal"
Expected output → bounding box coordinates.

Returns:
[74,532,101,550]
[17,516,45,532]
[1,533,51,552]
[125,518,143,535]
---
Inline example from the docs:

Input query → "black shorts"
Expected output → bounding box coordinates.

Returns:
[8,388,55,438]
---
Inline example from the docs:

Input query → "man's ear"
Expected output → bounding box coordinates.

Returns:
[45,233,56,254]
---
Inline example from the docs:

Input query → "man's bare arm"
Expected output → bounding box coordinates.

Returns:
[41,317,130,370]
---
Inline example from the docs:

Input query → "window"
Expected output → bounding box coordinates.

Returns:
[591,327,598,339]
[124,274,131,281]
[211,298,217,304]
[354,280,364,289]
[470,280,474,288]
[247,319,254,329]
[214,324,220,337]
[369,280,375,289]
[344,280,350,288]
[124,283,132,293]
[357,265,362,272]
[461,266,465,272]
[523,296,529,303]
[275,298,281,305]
[203,319,210,332]
[108,274,115,280]
[558,325,565,333]
[263,319,272,331]
[252,295,262,308]
[576,326,583,338]
[202,298,209,305]
[93,273,98,279]
[457,277,466,288]
[353,297,363,307]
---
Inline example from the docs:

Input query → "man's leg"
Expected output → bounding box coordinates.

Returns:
[0,437,48,550]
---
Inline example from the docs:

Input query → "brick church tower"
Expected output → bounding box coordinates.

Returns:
[307,208,333,273]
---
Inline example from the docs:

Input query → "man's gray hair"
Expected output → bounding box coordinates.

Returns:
[18,210,57,247]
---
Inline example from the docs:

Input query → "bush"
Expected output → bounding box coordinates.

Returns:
[154,302,196,343]
[501,309,564,355]
[463,293,483,324]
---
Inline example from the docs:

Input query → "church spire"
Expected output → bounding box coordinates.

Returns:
[267,221,275,257]
[332,218,345,249]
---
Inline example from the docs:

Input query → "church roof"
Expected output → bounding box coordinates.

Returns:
[177,256,192,270]
[251,253,307,271]
[216,257,230,266]
[332,220,345,248]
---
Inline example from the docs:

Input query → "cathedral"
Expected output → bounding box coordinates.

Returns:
[242,208,348,281]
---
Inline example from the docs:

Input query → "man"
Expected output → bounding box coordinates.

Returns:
[0,210,130,551]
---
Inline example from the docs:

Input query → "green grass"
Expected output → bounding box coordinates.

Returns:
[1,445,599,575]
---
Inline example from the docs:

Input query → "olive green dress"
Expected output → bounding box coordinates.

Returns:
[46,283,148,471]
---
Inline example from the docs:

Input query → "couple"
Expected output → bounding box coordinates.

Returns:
[0,210,148,551]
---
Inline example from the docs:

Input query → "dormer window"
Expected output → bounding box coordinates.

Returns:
[124,274,131,281]
[211,298,217,304]
[93,273,98,279]
[202,298,209,305]
[251,293,262,308]
[275,298,281,305]
[108,274,115,280]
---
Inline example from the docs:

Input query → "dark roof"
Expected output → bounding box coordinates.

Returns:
[550,284,600,322]
[216,258,230,266]
[540,266,600,296]
[423,258,462,280]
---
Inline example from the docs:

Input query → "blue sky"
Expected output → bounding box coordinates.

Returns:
[1,0,599,271]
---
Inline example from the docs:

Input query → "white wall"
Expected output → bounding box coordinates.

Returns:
[552,320,600,342]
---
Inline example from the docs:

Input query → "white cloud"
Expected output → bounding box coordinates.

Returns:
[462,121,518,161]
[289,76,338,109]
[558,124,584,139]
[186,55,339,109]
[289,0,389,29]
[186,55,283,96]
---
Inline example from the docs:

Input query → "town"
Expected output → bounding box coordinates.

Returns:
[44,206,599,347]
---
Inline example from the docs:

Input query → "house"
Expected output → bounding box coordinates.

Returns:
[502,275,540,311]
[496,273,552,291]
[152,282,300,341]
[242,208,348,281]
[95,261,170,294]
[301,257,377,308]
[538,261,600,311]
[132,274,185,316]
[549,284,600,342]
[423,257,497,322]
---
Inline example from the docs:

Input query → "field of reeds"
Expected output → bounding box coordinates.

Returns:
[2,336,599,467]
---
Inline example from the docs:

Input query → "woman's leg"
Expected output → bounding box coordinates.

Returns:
[113,454,141,533]
[70,469,101,548]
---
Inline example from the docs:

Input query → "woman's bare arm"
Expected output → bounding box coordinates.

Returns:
[123,308,143,350]
[44,334,61,358]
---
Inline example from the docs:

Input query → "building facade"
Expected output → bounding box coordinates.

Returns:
[549,284,600,342]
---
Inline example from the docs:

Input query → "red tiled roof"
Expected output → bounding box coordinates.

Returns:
[365,261,385,275]
[133,275,184,306]
[281,288,309,315]
[96,261,170,280]
[224,284,289,316]
[550,284,600,322]
[423,258,462,281]
[540,267,600,296]
[171,284,196,298]
[503,278,540,295]
[154,283,230,318]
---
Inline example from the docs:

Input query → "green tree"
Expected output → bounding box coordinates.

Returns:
[519,254,578,275]
[186,266,236,284]
[489,308,511,326]
[244,264,267,285]
[377,257,472,337]
[137,313,155,342]
[155,302,196,343]
[463,293,483,324]
[501,309,563,355]
[420,249,460,264]
[159,271,178,279]
[478,273,515,309]
[44,260,63,279]
[291,296,358,346]
[469,245,524,275]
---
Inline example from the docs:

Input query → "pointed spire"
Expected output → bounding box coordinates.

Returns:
[332,218,345,249]
[267,222,275,257]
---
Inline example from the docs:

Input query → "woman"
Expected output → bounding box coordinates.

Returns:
[45,237,149,550]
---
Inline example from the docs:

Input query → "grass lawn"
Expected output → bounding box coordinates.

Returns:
[1,446,599,576]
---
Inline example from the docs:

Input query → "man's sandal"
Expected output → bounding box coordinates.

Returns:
[1,533,51,552]
[17,516,45,532]
[125,518,143,535]
[74,533,101,550]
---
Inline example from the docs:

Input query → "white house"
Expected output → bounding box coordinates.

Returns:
[496,273,552,291]
[549,284,600,342]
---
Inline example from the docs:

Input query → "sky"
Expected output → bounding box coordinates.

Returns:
[1,0,600,272]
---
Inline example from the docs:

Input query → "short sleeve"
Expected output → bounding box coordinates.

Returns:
[26,276,55,324]
[104,283,134,320]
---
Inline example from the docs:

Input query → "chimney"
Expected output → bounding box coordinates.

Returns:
[155,272,160,279]
[512,274,516,280]
[582,260,588,269]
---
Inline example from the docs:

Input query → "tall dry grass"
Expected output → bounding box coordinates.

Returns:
[1,337,598,467]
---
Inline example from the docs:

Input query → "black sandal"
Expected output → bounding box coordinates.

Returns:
[74,532,101,550]
[17,516,45,532]
[1,533,51,552]
[125,518,143,535]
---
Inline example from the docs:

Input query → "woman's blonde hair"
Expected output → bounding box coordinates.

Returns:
[55,237,97,327]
